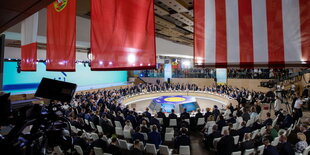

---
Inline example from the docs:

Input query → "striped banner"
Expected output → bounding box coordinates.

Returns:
[194,0,310,67]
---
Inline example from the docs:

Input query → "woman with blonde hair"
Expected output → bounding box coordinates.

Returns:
[296,132,308,153]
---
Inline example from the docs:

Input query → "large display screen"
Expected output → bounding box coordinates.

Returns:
[3,62,127,94]
[181,102,199,112]
[216,68,227,85]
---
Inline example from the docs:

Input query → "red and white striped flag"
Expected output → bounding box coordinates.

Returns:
[20,12,38,71]
[194,0,310,67]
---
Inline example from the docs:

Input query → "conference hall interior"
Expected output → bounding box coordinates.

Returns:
[0,0,309,155]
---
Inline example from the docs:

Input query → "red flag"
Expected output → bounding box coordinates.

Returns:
[194,0,310,67]
[91,0,156,70]
[46,0,76,71]
[21,12,38,71]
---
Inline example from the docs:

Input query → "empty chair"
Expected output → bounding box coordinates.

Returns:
[115,127,123,136]
[93,147,104,155]
[271,137,280,146]
[84,119,89,125]
[244,148,255,155]
[251,130,259,139]
[156,118,163,125]
[179,145,190,155]
[213,138,221,149]
[119,139,133,150]
[90,122,96,130]
[259,126,266,136]
[97,125,103,133]
[91,133,99,141]
[233,136,239,145]
[74,145,83,155]
[231,151,241,155]
[197,118,205,126]
[271,116,278,128]
[54,146,64,155]
[207,126,213,135]
[123,130,132,139]
[221,126,229,135]
[232,123,239,130]
[159,145,173,155]
[114,121,122,128]
[206,121,216,128]
[103,153,112,155]
[101,135,108,142]
[256,145,264,155]
[144,143,158,154]
[166,127,174,134]
[165,133,174,142]
[71,126,79,134]
[139,141,144,151]
[169,119,177,127]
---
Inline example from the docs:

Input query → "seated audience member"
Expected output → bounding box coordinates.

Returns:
[130,140,143,155]
[278,135,294,155]
[236,112,243,124]
[212,105,220,121]
[217,130,234,155]
[126,111,137,128]
[223,105,232,120]
[174,127,191,150]
[181,108,190,119]
[238,121,250,141]
[89,133,108,152]
[255,101,262,114]
[300,123,310,144]
[227,114,236,124]
[195,108,204,119]
[124,120,133,132]
[168,109,178,119]
[216,115,227,132]
[148,125,161,149]
[295,132,308,154]
[205,125,221,150]
[143,107,152,119]
[115,111,125,127]
[280,110,293,129]
[157,108,166,118]
[242,109,250,122]
[262,137,279,155]
[240,133,255,153]
[73,131,89,155]
[263,112,273,126]
[107,137,121,155]
[250,107,258,119]
[228,123,238,136]
[132,126,145,143]
[266,124,278,140]
[149,114,160,129]
[204,108,212,121]
[140,120,150,133]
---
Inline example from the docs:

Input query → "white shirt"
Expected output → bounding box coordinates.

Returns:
[236,117,243,124]
[294,98,303,109]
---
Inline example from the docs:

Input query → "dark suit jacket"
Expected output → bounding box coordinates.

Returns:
[73,137,89,154]
[217,135,235,155]
[181,112,190,119]
[240,140,255,152]
[279,142,294,155]
[175,134,190,149]
[263,118,273,126]
[107,144,121,155]
[132,132,145,142]
[169,113,178,119]
[263,145,279,155]
[148,131,161,149]
[238,127,251,141]
[90,139,108,152]
[130,148,143,155]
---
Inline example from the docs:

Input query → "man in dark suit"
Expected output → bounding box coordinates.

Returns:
[238,121,251,141]
[216,115,227,132]
[228,123,238,136]
[263,112,273,126]
[149,114,160,129]
[148,125,161,149]
[278,135,294,155]
[126,111,137,128]
[143,107,152,120]
[280,111,293,129]
[132,126,145,143]
[180,108,190,119]
[73,131,89,155]
[204,125,221,150]
[217,129,234,155]
[115,111,125,127]
[107,137,121,155]
[89,133,108,152]
[130,140,143,155]
[168,109,178,119]
[240,133,255,153]
[174,128,190,150]
[157,108,166,118]
[263,137,279,155]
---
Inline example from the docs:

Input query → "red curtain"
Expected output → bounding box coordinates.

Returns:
[90,0,156,70]
[46,0,76,71]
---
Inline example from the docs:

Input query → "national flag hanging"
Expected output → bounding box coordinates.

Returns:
[20,12,38,71]
[194,0,310,67]
[46,0,76,71]
[90,0,156,70]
